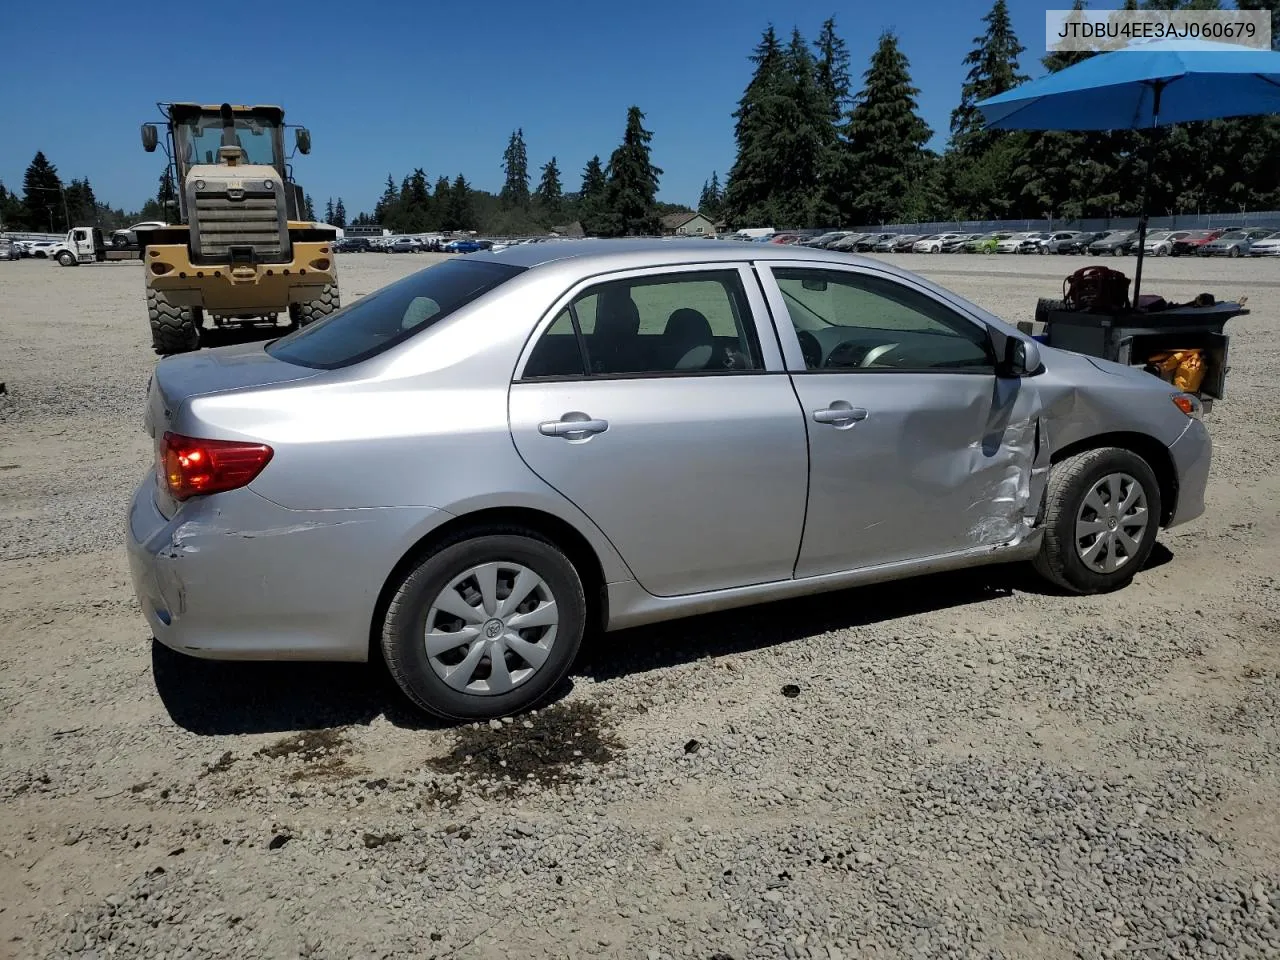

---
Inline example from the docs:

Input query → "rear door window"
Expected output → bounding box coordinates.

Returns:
[268,258,523,369]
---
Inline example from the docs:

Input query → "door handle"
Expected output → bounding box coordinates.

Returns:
[538,415,609,439]
[812,402,868,427]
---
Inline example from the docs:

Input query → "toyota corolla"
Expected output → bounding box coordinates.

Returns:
[127,240,1211,720]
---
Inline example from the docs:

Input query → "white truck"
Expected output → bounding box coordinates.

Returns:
[49,227,107,266]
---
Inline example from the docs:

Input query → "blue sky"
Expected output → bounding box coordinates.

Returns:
[2,0,1071,216]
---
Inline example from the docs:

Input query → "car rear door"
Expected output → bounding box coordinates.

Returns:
[757,260,1048,579]
[508,263,809,597]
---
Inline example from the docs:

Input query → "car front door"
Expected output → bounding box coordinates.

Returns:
[758,262,1047,579]
[508,264,809,597]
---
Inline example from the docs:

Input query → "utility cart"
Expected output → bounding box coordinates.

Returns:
[1038,300,1247,411]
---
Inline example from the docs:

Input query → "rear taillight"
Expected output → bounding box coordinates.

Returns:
[159,432,273,501]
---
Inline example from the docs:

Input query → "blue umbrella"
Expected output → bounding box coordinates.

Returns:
[977,37,1280,303]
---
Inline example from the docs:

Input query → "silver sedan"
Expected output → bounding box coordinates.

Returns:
[127,240,1212,720]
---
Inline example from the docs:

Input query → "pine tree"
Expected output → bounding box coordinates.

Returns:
[723,26,786,227]
[844,31,932,225]
[63,178,98,226]
[333,198,347,228]
[604,106,662,236]
[500,129,530,209]
[578,156,609,235]
[813,17,852,223]
[945,0,1030,218]
[324,197,335,223]
[304,194,316,220]
[534,156,563,217]
[373,174,398,225]
[448,175,474,229]
[949,0,1027,152]
[775,27,832,227]
[22,151,64,232]
[698,172,723,219]
[406,168,431,230]
[0,182,25,230]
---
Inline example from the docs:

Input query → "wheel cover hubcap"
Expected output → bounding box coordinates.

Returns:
[424,561,558,695]
[1075,472,1149,574]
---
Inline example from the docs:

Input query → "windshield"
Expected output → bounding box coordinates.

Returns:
[268,258,524,369]
[1218,231,1246,240]
[175,113,281,169]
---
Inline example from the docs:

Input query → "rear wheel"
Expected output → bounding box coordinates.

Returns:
[381,531,586,720]
[292,281,340,327]
[1033,447,1161,594]
[148,287,202,355]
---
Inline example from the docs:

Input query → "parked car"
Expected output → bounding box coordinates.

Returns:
[444,238,487,253]
[889,234,924,252]
[965,232,1011,254]
[913,233,963,253]
[996,232,1039,254]
[1141,231,1190,257]
[829,233,866,252]
[1170,230,1223,256]
[1034,231,1083,254]
[1247,231,1280,257]
[940,233,978,252]
[388,237,421,254]
[1015,232,1056,254]
[111,221,168,249]
[1087,230,1138,257]
[337,237,372,253]
[1198,227,1273,257]
[856,233,896,252]
[804,231,852,249]
[25,240,60,259]
[0,237,18,261]
[127,239,1211,721]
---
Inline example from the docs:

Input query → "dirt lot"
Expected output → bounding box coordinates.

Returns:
[1,250,1278,960]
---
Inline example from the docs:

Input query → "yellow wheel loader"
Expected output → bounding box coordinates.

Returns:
[139,102,339,355]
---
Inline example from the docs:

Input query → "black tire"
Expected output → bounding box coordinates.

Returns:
[1112,247,1123,257]
[1033,447,1162,595]
[1229,246,1240,258]
[112,234,129,249]
[381,531,586,721]
[293,282,340,327]
[57,251,76,266]
[148,287,201,355]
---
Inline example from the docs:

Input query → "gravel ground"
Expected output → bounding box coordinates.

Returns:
[1,251,1277,960]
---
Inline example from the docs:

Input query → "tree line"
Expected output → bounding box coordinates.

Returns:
[4,0,1276,236]
[366,106,675,236]
[720,0,1280,230]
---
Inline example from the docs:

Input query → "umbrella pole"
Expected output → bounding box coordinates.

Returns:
[1132,82,1164,309]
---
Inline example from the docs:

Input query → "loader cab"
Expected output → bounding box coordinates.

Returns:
[142,103,312,222]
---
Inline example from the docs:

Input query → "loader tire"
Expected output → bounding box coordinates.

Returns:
[148,288,201,355]
[294,282,340,327]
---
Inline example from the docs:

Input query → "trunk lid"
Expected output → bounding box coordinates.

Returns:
[144,342,320,440]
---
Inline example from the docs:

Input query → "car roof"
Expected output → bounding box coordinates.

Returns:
[469,237,895,273]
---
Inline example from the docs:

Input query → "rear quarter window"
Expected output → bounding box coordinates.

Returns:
[267,259,524,369]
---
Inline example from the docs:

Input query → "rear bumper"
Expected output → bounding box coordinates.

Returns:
[126,475,445,661]
[1166,419,1212,529]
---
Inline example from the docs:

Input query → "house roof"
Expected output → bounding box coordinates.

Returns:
[660,211,704,230]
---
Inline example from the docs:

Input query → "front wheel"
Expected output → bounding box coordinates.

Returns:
[381,532,586,720]
[1033,447,1161,594]
[56,251,76,266]
[1229,246,1240,258]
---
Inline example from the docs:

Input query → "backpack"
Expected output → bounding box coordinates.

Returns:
[1064,266,1131,312]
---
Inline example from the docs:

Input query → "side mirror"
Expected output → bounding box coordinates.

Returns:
[141,124,158,152]
[295,127,311,155]
[1006,336,1043,377]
